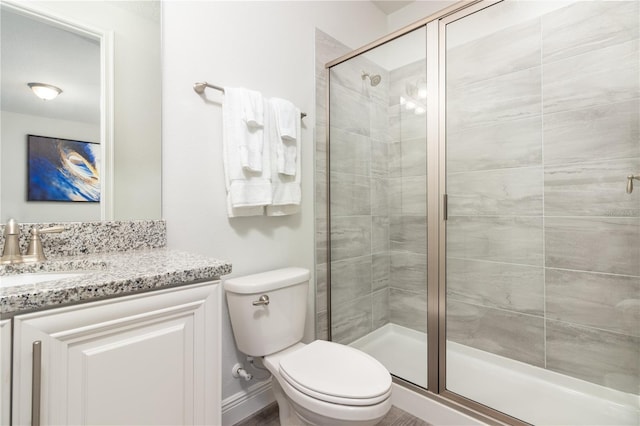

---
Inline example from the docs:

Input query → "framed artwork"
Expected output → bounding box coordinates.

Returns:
[27,135,100,202]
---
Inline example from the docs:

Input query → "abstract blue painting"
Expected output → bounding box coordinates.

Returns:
[27,135,100,202]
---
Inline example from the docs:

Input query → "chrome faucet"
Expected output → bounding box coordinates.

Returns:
[1,218,23,264]
[0,219,65,264]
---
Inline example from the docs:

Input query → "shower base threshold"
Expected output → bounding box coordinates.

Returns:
[350,323,639,426]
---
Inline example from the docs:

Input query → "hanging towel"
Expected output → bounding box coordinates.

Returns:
[226,196,264,217]
[223,93,271,217]
[242,89,264,128]
[269,97,299,176]
[266,99,301,216]
[225,87,264,172]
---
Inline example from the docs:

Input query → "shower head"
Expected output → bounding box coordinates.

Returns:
[362,71,382,87]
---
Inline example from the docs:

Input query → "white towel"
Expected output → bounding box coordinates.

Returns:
[226,197,264,217]
[269,97,299,176]
[266,100,301,216]
[223,93,271,217]
[242,89,264,128]
[225,87,264,172]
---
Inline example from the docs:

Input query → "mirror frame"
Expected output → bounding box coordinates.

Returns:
[1,0,114,219]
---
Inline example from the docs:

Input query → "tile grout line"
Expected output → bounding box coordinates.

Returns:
[446,255,640,279]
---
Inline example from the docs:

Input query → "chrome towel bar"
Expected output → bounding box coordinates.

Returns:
[193,81,307,118]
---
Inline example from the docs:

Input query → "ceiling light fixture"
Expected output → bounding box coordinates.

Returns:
[27,82,62,101]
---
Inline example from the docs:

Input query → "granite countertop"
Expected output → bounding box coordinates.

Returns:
[0,248,232,317]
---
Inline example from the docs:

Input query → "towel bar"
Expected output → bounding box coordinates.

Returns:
[193,81,307,119]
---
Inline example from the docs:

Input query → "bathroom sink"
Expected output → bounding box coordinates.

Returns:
[0,271,87,288]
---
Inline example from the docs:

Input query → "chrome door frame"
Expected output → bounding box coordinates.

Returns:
[325,1,530,424]
[435,1,530,424]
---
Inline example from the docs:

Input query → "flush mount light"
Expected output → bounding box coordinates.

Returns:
[27,82,62,101]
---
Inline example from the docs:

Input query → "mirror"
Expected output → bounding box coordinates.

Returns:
[0,0,162,223]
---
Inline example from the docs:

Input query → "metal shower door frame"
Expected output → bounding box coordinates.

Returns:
[435,2,530,424]
[325,1,529,424]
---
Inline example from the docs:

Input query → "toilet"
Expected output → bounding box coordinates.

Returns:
[224,267,392,426]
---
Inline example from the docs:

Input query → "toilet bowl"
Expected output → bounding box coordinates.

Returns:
[264,341,392,425]
[224,267,392,426]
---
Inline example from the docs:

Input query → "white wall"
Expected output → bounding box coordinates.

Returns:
[0,110,100,222]
[161,0,388,407]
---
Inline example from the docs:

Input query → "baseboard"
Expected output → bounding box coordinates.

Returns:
[221,380,275,425]
[391,383,487,425]
[221,374,484,425]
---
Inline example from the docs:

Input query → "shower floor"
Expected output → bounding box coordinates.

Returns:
[350,323,428,388]
[350,323,639,426]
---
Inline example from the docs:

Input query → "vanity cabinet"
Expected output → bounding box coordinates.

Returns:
[11,281,221,425]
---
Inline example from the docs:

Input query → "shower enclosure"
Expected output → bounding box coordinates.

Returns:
[326,25,430,388]
[321,1,639,424]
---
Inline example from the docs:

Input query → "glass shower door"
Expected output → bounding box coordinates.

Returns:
[443,1,640,424]
[328,27,429,388]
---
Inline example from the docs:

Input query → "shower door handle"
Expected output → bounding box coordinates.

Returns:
[443,194,448,221]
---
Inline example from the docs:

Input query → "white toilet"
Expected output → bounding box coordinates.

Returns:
[224,267,392,426]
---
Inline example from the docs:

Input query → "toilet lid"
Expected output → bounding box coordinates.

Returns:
[279,340,391,402]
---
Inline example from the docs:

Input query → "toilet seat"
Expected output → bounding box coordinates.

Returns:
[278,340,391,406]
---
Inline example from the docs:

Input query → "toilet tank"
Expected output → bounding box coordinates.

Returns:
[224,267,310,357]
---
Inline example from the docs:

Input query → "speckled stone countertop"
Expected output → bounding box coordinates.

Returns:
[0,248,232,317]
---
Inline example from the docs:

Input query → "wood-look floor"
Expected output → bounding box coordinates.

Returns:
[234,403,432,426]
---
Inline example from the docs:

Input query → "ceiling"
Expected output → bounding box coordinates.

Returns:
[371,1,415,15]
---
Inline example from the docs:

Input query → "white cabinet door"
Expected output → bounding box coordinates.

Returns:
[1,319,10,426]
[12,281,220,425]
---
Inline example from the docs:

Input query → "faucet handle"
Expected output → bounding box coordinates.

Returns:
[25,225,66,262]
[4,218,19,236]
[1,218,22,264]
[36,226,65,234]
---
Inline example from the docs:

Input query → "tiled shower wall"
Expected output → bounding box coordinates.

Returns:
[325,37,392,345]
[315,29,429,343]
[446,1,639,394]
[316,0,639,396]
[314,29,353,341]
[387,59,428,333]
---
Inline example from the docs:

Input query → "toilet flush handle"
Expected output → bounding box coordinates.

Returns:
[252,295,270,306]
